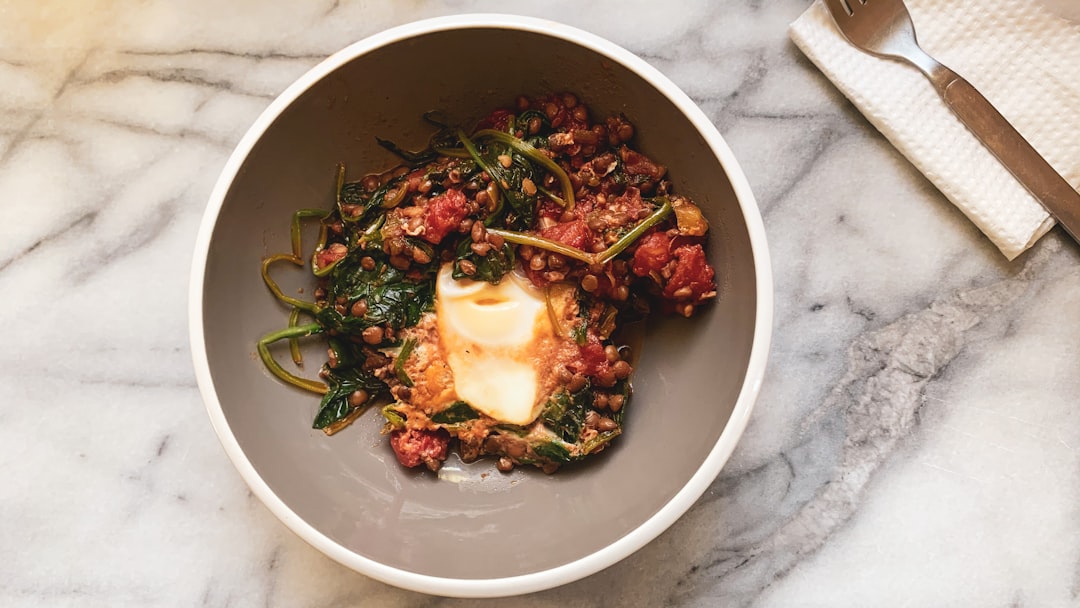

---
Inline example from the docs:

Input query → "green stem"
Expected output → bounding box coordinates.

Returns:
[287,307,304,366]
[334,162,345,209]
[261,254,318,313]
[257,322,327,394]
[487,228,594,264]
[596,199,672,264]
[433,146,472,159]
[474,129,575,210]
[291,209,328,259]
[487,199,672,266]
[380,181,408,209]
[311,252,341,278]
[456,129,500,188]
[536,185,567,208]
[394,338,417,388]
[483,184,504,228]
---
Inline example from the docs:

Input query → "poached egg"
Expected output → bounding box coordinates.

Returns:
[432,263,566,426]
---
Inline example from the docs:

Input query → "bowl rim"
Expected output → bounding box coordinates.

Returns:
[188,12,773,598]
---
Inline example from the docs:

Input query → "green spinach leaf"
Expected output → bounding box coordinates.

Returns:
[483,149,537,229]
[313,366,388,430]
[381,403,406,429]
[581,429,621,455]
[394,338,417,387]
[338,176,407,225]
[452,237,515,284]
[540,385,591,443]
[514,110,551,136]
[316,249,435,340]
[431,401,480,425]
[532,440,573,464]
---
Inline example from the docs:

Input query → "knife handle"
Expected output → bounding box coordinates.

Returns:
[939,73,1080,242]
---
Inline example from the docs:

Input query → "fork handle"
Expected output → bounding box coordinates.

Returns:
[938,72,1080,242]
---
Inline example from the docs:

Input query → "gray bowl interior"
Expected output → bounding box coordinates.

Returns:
[201,27,758,580]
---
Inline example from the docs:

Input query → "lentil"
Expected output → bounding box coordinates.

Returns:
[567,373,587,393]
[604,344,620,363]
[470,220,486,243]
[361,326,384,345]
[347,389,369,407]
[585,410,601,428]
[350,299,368,317]
[581,274,599,292]
[608,394,625,412]
[470,241,492,257]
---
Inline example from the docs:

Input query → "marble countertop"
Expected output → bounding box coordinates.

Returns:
[5,1,1079,605]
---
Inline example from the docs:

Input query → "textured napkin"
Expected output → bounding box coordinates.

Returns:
[790,0,1080,259]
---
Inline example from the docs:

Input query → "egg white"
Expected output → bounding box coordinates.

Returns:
[434,263,557,426]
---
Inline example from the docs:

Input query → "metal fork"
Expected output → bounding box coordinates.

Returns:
[824,0,1080,244]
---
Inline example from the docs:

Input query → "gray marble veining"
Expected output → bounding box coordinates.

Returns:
[3,1,1079,606]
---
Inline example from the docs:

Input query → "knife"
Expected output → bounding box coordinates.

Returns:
[940,74,1080,244]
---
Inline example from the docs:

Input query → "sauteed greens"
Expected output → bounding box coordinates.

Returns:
[258,93,716,473]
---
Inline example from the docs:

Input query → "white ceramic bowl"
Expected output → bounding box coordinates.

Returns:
[189,13,772,598]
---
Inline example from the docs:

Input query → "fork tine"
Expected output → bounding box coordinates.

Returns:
[823,0,854,19]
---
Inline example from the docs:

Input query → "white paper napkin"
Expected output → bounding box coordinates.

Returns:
[789,0,1080,259]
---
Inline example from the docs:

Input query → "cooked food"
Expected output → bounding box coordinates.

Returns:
[258,93,717,473]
